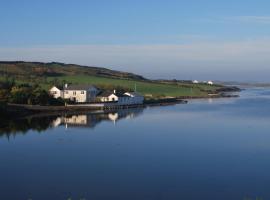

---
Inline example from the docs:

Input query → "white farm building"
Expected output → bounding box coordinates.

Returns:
[99,90,144,105]
[207,81,214,85]
[49,85,144,105]
[49,84,99,103]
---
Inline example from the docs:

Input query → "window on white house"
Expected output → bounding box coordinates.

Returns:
[73,91,76,95]
[81,91,84,94]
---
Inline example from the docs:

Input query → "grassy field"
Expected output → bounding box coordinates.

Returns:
[46,75,220,97]
[0,61,223,98]
[1,74,222,97]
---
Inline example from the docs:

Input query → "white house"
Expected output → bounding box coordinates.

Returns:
[99,91,118,102]
[99,90,144,105]
[49,84,99,103]
[207,81,214,85]
[63,84,99,103]
[192,80,199,84]
[99,90,129,104]
[49,86,63,98]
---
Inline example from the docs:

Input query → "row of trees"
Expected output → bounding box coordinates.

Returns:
[0,77,134,106]
[0,78,64,106]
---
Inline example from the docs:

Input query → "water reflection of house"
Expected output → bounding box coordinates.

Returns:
[62,115,100,128]
[107,109,143,124]
[51,117,62,127]
[51,108,144,129]
[108,113,119,122]
[63,115,87,125]
[114,108,143,120]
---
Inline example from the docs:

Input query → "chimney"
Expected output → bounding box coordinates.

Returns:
[113,89,116,94]
[65,84,68,89]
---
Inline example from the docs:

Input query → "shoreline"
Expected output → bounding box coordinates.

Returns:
[0,86,241,122]
[1,93,238,118]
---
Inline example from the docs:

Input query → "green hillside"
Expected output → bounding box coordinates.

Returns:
[0,61,223,97]
[0,61,145,80]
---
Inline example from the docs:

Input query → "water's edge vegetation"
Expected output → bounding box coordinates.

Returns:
[0,61,241,124]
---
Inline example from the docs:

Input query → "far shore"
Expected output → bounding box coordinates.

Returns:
[0,84,241,125]
[0,92,240,120]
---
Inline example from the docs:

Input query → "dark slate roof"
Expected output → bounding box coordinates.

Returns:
[64,84,97,91]
[116,93,129,97]
[98,91,113,97]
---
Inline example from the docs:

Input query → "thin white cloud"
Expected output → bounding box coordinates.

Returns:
[200,16,270,24]
[226,16,270,24]
[208,15,270,24]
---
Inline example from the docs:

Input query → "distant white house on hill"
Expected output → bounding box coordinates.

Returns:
[192,80,214,85]
[49,84,99,103]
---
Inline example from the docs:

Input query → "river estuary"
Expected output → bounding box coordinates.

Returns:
[0,87,270,200]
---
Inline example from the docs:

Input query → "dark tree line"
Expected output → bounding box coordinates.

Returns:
[0,78,64,106]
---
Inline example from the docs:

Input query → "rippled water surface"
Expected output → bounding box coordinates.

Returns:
[1,88,270,200]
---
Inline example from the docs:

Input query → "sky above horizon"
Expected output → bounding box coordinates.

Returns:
[0,0,270,82]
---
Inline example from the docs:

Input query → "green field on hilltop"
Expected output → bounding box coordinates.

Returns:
[47,75,220,97]
[0,61,223,98]
[1,73,221,98]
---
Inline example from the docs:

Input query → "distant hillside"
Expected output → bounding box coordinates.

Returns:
[216,81,270,88]
[0,61,234,98]
[0,61,146,80]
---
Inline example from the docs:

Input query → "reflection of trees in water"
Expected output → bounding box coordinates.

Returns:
[0,108,144,137]
[0,115,58,138]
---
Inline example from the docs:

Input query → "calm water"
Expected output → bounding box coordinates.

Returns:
[1,88,270,200]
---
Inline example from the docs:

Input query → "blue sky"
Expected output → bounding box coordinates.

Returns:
[1,0,270,81]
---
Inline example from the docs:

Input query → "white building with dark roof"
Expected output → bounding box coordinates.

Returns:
[99,90,129,104]
[99,90,144,105]
[49,85,144,105]
[49,86,63,99]
[49,84,99,103]
[207,81,214,85]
